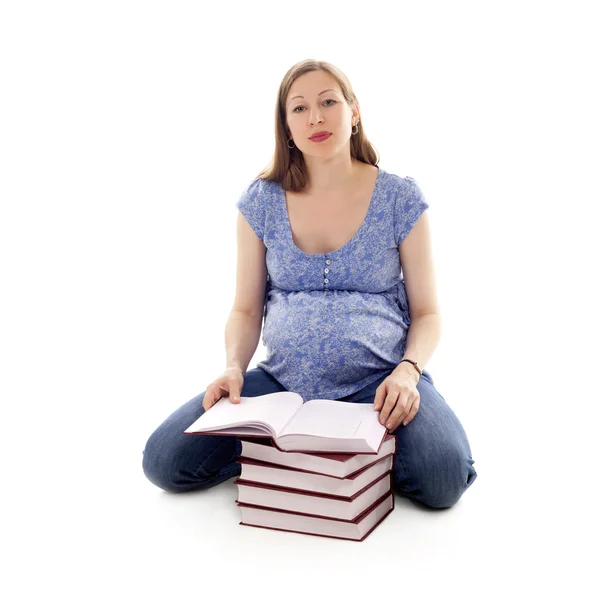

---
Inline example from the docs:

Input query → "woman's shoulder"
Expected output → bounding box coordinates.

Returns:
[380,171,428,211]
[237,176,281,207]
[239,176,275,195]
[379,167,419,189]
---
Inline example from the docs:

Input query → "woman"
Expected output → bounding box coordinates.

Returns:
[142,59,478,509]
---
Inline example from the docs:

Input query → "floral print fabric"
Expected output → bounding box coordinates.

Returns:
[235,167,429,400]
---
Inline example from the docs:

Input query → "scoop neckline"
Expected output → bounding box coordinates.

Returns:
[280,166,383,258]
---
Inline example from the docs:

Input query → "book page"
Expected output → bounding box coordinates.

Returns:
[184,391,304,437]
[279,400,378,439]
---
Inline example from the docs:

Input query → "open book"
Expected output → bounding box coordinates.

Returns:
[183,391,388,454]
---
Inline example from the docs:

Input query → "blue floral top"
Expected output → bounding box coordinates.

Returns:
[235,166,429,400]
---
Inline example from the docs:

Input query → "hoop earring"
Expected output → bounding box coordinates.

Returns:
[287,138,295,149]
[352,121,360,136]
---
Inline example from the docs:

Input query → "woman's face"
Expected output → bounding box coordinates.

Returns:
[285,70,358,159]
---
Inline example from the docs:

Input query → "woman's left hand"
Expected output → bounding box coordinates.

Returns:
[373,370,420,433]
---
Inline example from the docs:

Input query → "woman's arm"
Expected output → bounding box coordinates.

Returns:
[225,309,263,375]
[394,313,442,384]
[396,211,442,381]
[226,211,268,374]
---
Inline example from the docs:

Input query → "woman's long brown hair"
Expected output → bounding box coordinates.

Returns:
[255,59,380,192]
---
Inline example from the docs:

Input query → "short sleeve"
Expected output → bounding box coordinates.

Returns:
[394,176,429,245]
[236,178,266,241]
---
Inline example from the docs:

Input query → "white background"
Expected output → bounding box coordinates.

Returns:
[1,1,599,598]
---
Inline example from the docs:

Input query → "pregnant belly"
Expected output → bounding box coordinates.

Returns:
[262,289,408,368]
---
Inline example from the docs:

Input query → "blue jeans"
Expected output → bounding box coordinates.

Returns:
[142,367,477,509]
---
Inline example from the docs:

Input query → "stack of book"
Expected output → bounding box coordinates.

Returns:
[235,434,395,541]
[184,390,396,542]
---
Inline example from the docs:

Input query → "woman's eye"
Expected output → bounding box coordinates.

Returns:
[293,99,336,113]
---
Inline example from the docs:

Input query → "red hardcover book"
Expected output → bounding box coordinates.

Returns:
[237,453,394,498]
[239,435,396,478]
[235,470,392,521]
[238,490,395,542]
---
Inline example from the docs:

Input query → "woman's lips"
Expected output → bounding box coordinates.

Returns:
[310,133,332,142]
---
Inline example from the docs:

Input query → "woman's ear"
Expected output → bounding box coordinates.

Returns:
[352,99,361,122]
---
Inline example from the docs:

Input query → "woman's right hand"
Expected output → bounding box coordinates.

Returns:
[202,367,245,411]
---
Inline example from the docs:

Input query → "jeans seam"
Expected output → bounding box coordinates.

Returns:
[204,461,241,488]
[393,440,443,505]
[192,436,238,479]
[393,441,408,490]
[220,463,241,478]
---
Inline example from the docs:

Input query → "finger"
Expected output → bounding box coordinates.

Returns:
[402,397,420,427]
[395,392,414,428]
[387,394,412,432]
[202,385,214,410]
[373,384,386,411]
[207,383,223,408]
[378,390,398,425]
[228,381,242,403]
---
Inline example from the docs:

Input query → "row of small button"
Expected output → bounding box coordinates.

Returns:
[267,260,332,290]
